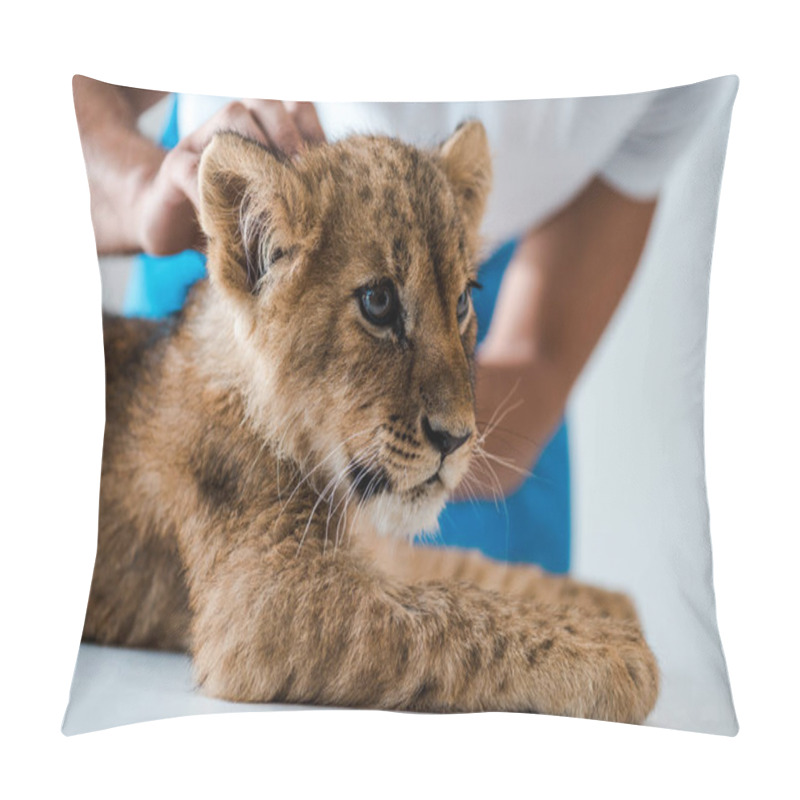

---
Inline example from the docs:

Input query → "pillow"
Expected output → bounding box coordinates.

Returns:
[64,75,738,735]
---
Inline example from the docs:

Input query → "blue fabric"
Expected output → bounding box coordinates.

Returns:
[124,249,207,318]
[123,95,571,573]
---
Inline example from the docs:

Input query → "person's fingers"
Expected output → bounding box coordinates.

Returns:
[242,98,305,156]
[168,148,202,209]
[175,101,275,208]
[138,148,203,255]
[167,98,326,220]
[186,100,272,153]
[284,101,326,145]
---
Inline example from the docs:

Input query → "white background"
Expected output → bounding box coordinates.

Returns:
[2,1,797,797]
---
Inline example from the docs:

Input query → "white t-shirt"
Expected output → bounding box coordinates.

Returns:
[179,77,736,250]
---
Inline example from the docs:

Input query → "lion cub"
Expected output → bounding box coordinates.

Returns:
[85,122,658,723]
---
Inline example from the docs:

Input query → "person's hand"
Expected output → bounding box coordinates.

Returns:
[135,99,326,256]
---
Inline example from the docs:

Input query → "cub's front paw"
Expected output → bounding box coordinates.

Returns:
[532,616,659,724]
[584,639,659,724]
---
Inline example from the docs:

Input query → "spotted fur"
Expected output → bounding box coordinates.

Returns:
[83,123,658,723]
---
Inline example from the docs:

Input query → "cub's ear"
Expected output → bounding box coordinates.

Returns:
[198,133,313,300]
[437,120,492,232]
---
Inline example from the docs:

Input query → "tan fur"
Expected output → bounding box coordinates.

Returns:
[84,123,658,723]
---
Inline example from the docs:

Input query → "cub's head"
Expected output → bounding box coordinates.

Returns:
[198,122,492,537]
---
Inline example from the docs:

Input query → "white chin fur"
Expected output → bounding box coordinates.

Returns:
[362,491,448,540]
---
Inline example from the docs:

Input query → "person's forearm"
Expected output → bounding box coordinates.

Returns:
[73,76,167,254]
[458,178,656,500]
[463,352,567,500]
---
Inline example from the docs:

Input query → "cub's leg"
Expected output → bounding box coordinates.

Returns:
[83,521,191,652]
[361,533,639,623]
[187,536,658,723]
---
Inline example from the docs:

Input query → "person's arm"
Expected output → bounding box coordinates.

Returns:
[73,75,326,256]
[461,177,656,499]
[73,77,168,254]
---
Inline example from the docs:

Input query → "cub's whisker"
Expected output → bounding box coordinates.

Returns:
[298,437,378,557]
[478,379,522,439]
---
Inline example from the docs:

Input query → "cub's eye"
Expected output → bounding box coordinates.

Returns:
[456,288,471,322]
[358,281,400,327]
[457,279,481,323]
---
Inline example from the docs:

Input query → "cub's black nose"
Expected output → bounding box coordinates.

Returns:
[421,416,471,457]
